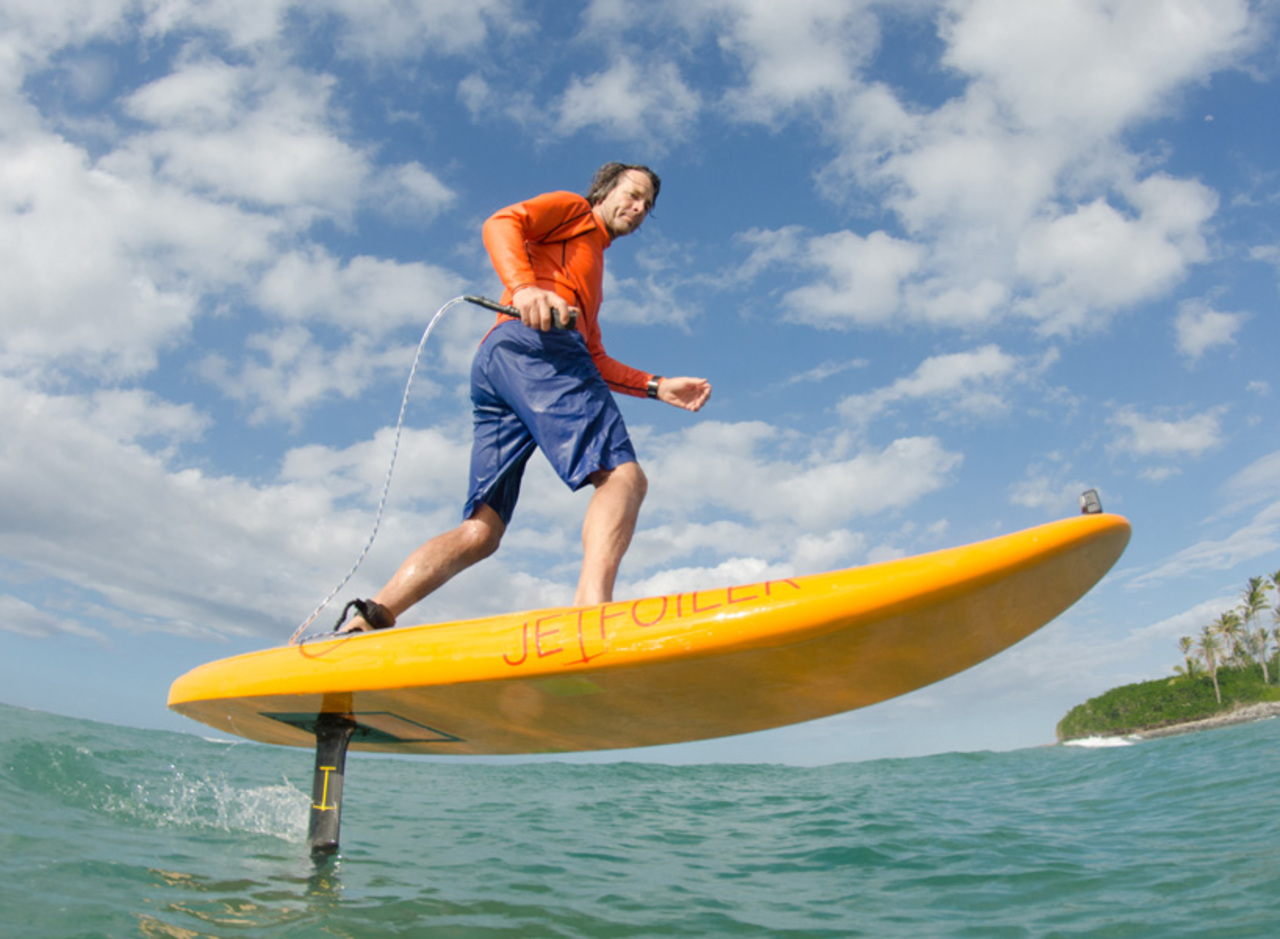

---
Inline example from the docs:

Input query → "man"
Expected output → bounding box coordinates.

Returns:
[339,163,711,632]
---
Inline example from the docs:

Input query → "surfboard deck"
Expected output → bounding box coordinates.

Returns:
[168,512,1130,755]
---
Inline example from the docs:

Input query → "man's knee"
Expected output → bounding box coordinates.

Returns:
[626,462,648,500]
[593,461,647,499]
[460,505,505,559]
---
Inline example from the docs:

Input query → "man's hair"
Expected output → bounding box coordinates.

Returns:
[585,163,661,207]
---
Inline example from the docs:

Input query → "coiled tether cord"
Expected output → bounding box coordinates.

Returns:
[287,294,554,645]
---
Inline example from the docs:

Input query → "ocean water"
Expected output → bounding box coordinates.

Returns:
[2,704,1277,938]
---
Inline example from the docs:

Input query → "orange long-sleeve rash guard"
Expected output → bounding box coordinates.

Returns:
[481,190,654,398]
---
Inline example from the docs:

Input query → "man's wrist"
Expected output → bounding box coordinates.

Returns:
[646,376,662,399]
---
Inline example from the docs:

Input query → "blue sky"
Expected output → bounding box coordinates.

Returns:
[2,0,1279,764]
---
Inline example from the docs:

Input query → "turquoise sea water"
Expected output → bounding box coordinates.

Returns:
[2,702,1278,938]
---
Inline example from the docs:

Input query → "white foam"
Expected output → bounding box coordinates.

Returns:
[1063,735,1136,749]
[149,770,309,841]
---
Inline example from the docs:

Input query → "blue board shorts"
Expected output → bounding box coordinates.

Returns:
[463,321,637,526]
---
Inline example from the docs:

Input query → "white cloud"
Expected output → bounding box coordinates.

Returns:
[734,226,807,282]
[1220,450,1280,514]
[134,0,518,57]
[816,0,1251,335]
[457,72,539,129]
[0,0,131,83]
[624,557,788,602]
[1130,500,1280,587]
[777,358,868,388]
[940,0,1252,136]
[1251,243,1280,284]
[2,33,470,422]
[0,375,485,640]
[196,250,478,425]
[1008,470,1094,517]
[375,162,458,221]
[0,124,281,380]
[838,345,1021,426]
[557,57,701,143]
[254,248,466,333]
[0,594,106,641]
[1013,176,1216,333]
[707,0,880,120]
[137,0,294,48]
[198,326,399,427]
[318,0,520,60]
[905,278,1010,328]
[858,113,1061,239]
[1128,595,1237,646]
[597,257,698,329]
[1174,298,1246,362]
[121,56,370,221]
[583,0,886,121]
[642,420,963,529]
[1108,405,1224,459]
[782,230,925,328]
[0,380,270,636]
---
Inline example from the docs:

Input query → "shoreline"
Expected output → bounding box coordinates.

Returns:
[1127,701,1280,740]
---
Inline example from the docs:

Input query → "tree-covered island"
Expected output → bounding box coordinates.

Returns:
[1057,572,1280,742]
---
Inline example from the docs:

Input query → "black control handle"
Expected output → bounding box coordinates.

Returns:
[464,295,578,330]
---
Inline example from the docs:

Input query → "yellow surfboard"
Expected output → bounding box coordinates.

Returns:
[169,512,1130,755]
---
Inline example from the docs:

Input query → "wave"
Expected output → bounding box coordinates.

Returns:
[0,702,308,842]
[1061,735,1137,748]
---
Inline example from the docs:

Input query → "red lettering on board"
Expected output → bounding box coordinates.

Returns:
[600,603,627,632]
[573,608,607,664]
[535,613,563,659]
[691,590,722,613]
[764,579,802,595]
[503,621,530,667]
[502,580,801,669]
[631,596,669,628]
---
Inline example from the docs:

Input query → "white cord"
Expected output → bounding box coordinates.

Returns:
[289,295,470,645]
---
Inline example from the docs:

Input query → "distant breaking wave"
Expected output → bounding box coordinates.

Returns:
[1062,735,1136,748]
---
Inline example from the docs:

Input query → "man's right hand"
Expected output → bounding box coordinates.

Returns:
[512,286,578,332]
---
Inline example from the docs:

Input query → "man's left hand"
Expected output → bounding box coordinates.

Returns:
[656,377,712,412]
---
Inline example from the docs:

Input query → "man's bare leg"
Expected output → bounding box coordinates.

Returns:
[574,462,647,606]
[338,503,505,631]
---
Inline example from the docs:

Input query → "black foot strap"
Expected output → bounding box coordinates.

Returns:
[333,598,396,632]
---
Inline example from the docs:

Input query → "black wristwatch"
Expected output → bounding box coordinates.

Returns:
[646,376,662,399]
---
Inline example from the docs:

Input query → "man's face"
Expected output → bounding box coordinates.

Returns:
[593,169,655,238]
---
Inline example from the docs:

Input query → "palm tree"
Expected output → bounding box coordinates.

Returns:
[1197,625,1224,705]
[1173,635,1203,681]
[1274,624,1280,678]
[1270,570,1280,672]
[1239,576,1272,683]
[1214,609,1244,668]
